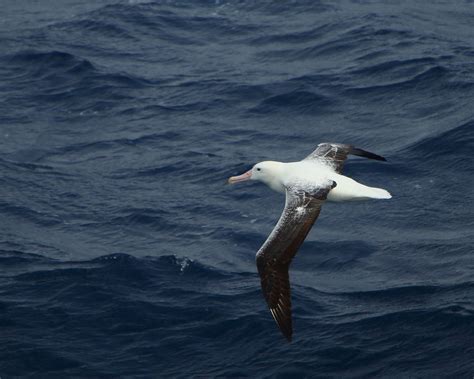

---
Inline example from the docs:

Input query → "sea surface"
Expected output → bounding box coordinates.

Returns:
[1,0,473,377]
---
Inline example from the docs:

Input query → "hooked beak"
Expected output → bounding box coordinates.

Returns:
[228,169,252,184]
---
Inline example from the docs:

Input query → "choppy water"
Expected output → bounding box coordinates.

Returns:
[1,0,474,377]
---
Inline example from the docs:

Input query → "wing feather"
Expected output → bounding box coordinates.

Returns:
[304,142,386,173]
[256,184,334,342]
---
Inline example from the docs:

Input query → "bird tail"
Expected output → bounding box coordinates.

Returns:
[368,187,392,199]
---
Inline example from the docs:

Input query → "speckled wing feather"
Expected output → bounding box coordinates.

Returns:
[256,182,335,342]
[303,143,386,173]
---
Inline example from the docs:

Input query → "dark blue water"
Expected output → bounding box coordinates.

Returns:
[1,0,474,377]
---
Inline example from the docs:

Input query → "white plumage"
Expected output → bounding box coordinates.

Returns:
[228,142,391,342]
[248,160,391,201]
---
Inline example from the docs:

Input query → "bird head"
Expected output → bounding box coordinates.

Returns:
[228,161,285,193]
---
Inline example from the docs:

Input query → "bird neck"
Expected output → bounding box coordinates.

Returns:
[262,162,287,194]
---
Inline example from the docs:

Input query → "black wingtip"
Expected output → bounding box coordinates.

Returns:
[281,325,293,342]
[269,306,293,343]
[279,326,292,342]
[349,147,387,162]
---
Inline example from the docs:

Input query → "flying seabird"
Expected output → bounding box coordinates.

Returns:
[228,143,391,342]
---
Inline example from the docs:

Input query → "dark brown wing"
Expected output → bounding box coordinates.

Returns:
[303,143,386,173]
[256,183,335,342]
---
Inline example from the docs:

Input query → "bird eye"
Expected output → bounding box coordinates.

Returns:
[256,168,261,171]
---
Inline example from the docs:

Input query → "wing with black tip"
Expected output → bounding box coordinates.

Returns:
[304,142,386,173]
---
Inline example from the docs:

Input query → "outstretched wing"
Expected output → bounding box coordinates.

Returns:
[256,182,335,342]
[304,142,386,173]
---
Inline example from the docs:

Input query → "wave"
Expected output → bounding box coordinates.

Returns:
[345,65,449,95]
[2,252,229,281]
[251,90,333,115]
[2,248,473,377]
[2,0,474,377]
[48,19,136,40]
[400,119,474,171]
[2,50,151,116]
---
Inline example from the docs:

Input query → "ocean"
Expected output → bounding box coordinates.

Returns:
[1,0,473,377]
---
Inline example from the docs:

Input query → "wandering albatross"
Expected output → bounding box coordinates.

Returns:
[228,143,391,342]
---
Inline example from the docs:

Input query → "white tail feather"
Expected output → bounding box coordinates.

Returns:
[369,187,392,199]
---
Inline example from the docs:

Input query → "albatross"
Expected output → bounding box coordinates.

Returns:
[228,143,391,342]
